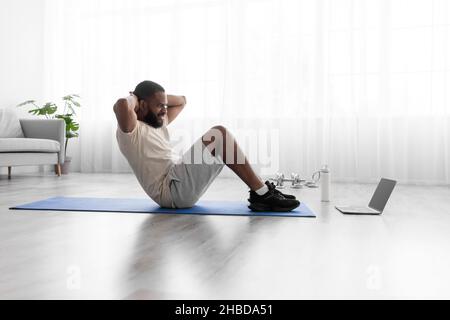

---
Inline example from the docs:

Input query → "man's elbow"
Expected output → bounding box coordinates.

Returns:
[177,97,187,109]
[113,99,128,113]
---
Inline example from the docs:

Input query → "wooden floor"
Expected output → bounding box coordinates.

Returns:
[1,172,450,299]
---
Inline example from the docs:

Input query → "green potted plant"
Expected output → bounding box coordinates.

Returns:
[17,94,81,174]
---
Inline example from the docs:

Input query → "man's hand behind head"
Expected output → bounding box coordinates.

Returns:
[127,92,140,113]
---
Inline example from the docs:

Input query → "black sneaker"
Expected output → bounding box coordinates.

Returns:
[266,181,297,200]
[249,181,297,201]
[248,188,301,212]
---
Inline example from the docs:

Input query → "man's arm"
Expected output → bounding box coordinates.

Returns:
[167,95,187,125]
[113,94,138,133]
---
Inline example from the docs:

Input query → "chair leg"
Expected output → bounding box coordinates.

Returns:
[55,164,62,177]
[8,166,12,179]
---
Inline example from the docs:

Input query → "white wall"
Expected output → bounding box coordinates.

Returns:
[0,0,46,175]
[0,0,45,109]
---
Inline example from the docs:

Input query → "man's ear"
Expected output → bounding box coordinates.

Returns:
[138,100,146,111]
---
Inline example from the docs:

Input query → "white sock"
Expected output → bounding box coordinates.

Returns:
[255,184,269,196]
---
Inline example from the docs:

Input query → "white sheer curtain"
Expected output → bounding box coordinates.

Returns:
[43,0,450,184]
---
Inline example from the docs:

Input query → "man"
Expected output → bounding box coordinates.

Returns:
[114,80,300,212]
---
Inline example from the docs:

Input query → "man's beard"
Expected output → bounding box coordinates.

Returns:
[143,111,164,128]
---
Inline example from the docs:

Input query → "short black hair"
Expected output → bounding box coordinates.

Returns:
[133,81,165,101]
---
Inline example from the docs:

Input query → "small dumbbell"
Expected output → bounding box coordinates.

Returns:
[290,173,305,189]
[270,173,305,189]
[269,173,286,189]
[283,173,305,189]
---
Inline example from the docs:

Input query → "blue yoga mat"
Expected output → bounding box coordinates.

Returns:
[10,196,316,218]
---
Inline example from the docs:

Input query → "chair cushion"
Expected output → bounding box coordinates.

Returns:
[0,138,60,153]
[0,107,24,138]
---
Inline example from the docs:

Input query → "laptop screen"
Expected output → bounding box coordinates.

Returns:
[368,178,397,212]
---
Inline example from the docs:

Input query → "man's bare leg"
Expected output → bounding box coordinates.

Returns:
[200,125,300,212]
[202,125,265,191]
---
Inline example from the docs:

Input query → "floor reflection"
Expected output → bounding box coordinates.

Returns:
[123,214,283,299]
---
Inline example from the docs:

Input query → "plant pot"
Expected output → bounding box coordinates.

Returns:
[56,156,72,175]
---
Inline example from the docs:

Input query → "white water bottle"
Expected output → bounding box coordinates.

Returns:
[320,165,330,202]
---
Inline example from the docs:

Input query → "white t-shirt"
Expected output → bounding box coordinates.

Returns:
[116,116,174,207]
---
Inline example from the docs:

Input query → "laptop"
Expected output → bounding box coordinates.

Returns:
[335,178,397,215]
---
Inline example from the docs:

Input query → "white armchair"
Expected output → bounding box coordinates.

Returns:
[0,108,66,179]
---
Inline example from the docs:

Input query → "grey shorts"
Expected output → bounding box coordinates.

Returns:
[168,137,225,208]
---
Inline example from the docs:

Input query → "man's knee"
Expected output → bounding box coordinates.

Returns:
[202,125,234,161]
[211,125,227,136]
[203,125,227,146]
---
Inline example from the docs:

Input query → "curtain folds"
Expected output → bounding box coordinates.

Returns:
[43,0,450,184]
